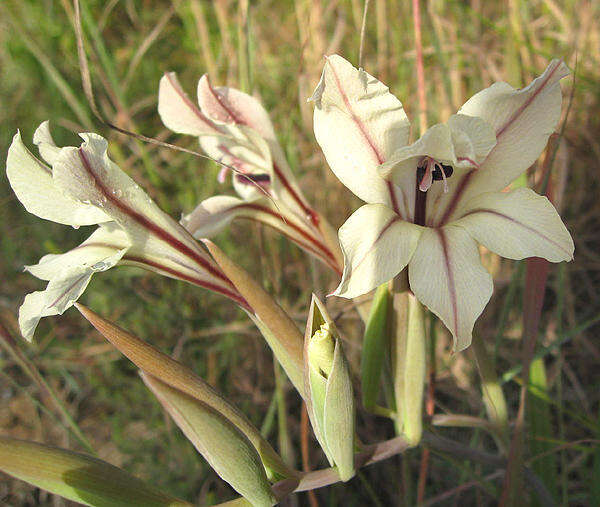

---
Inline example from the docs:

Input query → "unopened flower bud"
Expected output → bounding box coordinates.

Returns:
[304,296,355,482]
[308,323,335,378]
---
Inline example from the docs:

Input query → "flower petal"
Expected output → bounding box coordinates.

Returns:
[51,133,238,299]
[426,60,569,227]
[25,223,129,281]
[453,187,574,262]
[446,114,497,167]
[380,123,455,179]
[158,72,220,136]
[197,74,277,141]
[19,249,126,341]
[33,121,61,166]
[182,195,339,271]
[6,131,110,226]
[333,204,422,298]
[459,59,569,190]
[311,55,411,212]
[408,226,493,351]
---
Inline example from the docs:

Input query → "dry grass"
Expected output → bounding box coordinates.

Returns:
[0,0,599,505]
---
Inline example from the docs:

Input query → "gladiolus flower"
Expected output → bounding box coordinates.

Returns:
[6,123,246,341]
[311,55,574,351]
[158,73,343,274]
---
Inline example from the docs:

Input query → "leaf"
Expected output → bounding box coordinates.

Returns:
[0,435,190,507]
[528,357,558,504]
[203,240,305,395]
[361,284,392,410]
[141,373,276,507]
[75,304,291,480]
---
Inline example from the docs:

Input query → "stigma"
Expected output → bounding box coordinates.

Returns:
[416,157,454,193]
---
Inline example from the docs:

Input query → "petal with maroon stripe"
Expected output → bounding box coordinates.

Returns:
[452,187,574,262]
[408,225,493,351]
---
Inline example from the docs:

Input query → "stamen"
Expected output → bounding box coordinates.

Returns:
[437,162,449,193]
[418,158,434,192]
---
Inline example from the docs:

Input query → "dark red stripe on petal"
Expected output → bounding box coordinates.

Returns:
[438,171,474,226]
[327,59,400,214]
[351,215,401,273]
[165,73,222,134]
[438,62,563,226]
[123,255,250,310]
[495,61,562,139]
[236,203,339,270]
[436,228,459,337]
[203,76,245,126]
[48,274,89,309]
[460,208,572,258]
[327,61,385,165]
[271,163,319,226]
[77,148,230,285]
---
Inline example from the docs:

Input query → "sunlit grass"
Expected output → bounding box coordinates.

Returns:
[1,0,599,504]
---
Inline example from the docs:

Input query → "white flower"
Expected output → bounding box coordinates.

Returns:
[6,123,246,341]
[311,55,574,351]
[158,73,342,273]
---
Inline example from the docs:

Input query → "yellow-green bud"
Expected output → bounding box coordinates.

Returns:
[308,323,335,378]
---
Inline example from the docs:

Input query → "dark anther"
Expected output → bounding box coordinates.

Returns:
[416,162,453,182]
[434,163,454,180]
[235,173,271,185]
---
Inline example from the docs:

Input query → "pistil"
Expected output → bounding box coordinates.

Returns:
[414,173,427,226]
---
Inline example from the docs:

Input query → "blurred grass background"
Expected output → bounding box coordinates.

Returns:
[0,0,599,505]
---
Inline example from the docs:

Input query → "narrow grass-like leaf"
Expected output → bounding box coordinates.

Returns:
[361,284,392,410]
[0,436,190,507]
[592,407,600,504]
[528,357,558,505]
[75,304,292,480]
[141,373,276,507]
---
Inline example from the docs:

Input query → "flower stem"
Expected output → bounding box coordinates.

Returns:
[471,336,509,452]
[393,293,427,446]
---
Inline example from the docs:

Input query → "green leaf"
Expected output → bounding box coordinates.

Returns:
[0,435,190,507]
[75,304,291,481]
[141,373,276,507]
[203,240,305,395]
[361,284,392,410]
[528,357,558,504]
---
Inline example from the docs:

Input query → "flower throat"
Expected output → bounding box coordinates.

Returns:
[414,158,454,226]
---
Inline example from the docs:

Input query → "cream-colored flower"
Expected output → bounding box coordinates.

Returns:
[6,123,245,341]
[311,55,573,351]
[158,73,342,273]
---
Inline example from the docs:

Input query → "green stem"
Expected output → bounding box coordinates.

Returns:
[471,337,509,451]
[393,293,426,446]
[274,359,295,469]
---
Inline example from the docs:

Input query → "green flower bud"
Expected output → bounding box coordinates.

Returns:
[304,295,355,482]
[308,323,335,378]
